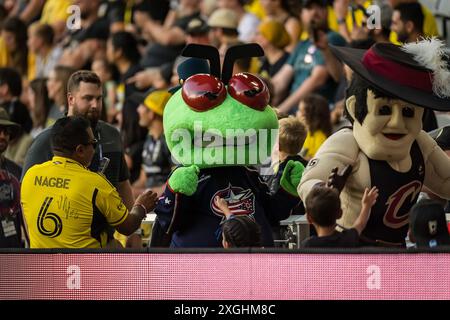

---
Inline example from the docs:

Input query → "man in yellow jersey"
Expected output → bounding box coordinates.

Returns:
[21,116,158,248]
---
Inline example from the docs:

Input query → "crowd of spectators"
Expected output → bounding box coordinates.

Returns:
[0,0,448,250]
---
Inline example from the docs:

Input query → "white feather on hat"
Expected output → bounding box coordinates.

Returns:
[401,37,450,98]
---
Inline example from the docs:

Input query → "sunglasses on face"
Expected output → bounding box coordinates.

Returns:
[0,127,12,136]
[84,138,98,149]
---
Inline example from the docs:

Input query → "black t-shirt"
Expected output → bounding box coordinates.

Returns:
[301,228,360,248]
[120,64,147,182]
[64,17,110,48]
[140,11,201,68]
[0,158,23,248]
[142,134,172,188]
[260,52,290,78]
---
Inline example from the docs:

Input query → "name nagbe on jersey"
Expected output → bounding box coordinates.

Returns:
[34,176,70,189]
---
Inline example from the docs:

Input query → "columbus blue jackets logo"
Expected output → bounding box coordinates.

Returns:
[211,184,255,217]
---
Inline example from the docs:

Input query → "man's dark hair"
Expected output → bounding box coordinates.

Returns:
[51,116,91,154]
[2,17,28,75]
[305,187,341,227]
[301,93,332,136]
[0,67,22,97]
[345,74,396,125]
[67,70,101,93]
[222,216,262,247]
[32,23,54,46]
[110,31,141,62]
[394,2,424,34]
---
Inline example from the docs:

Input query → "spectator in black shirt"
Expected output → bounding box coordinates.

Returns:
[0,108,25,248]
[254,19,291,78]
[107,31,146,183]
[133,90,173,197]
[0,68,33,166]
[302,185,378,248]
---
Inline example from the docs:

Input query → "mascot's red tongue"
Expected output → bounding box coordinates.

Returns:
[384,133,405,140]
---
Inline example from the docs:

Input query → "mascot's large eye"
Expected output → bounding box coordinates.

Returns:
[228,73,269,111]
[402,106,415,118]
[181,74,226,112]
[379,105,392,116]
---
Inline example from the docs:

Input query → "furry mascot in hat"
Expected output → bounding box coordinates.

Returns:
[153,44,304,247]
[298,39,450,247]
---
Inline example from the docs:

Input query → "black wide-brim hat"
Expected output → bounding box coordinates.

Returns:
[330,43,450,111]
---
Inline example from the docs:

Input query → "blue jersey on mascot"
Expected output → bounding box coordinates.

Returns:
[153,44,304,247]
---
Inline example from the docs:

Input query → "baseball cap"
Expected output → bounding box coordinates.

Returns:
[429,126,450,151]
[410,199,450,248]
[186,17,209,36]
[208,8,239,30]
[142,90,172,116]
[259,20,290,49]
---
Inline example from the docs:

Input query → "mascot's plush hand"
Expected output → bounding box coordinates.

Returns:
[168,165,200,196]
[280,160,305,197]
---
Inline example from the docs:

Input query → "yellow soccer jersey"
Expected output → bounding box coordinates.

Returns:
[300,130,328,160]
[40,0,71,25]
[21,156,129,248]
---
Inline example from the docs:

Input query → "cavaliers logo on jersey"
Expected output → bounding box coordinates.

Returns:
[210,184,255,217]
[383,180,422,229]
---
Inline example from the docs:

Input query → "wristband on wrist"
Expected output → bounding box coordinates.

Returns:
[134,204,148,216]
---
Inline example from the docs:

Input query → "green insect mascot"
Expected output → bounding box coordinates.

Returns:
[153,44,304,247]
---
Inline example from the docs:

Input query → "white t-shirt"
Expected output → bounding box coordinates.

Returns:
[238,13,260,43]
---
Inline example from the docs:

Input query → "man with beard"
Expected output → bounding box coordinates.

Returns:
[0,108,25,247]
[22,70,139,248]
[391,2,424,44]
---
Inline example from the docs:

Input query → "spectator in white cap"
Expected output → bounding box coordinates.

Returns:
[208,8,240,55]
[216,0,260,43]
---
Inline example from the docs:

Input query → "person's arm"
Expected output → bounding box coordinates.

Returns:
[117,179,134,210]
[126,68,160,90]
[19,0,45,23]
[352,186,378,235]
[314,30,343,83]
[271,64,294,105]
[333,0,352,43]
[115,190,158,236]
[60,40,103,69]
[214,196,233,218]
[277,65,328,114]
[143,18,186,46]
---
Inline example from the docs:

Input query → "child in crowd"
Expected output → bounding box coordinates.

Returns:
[266,116,308,193]
[302,186,379,248]
[296,93,332,160]
[409,199,450,249]
[214,196,262,248]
